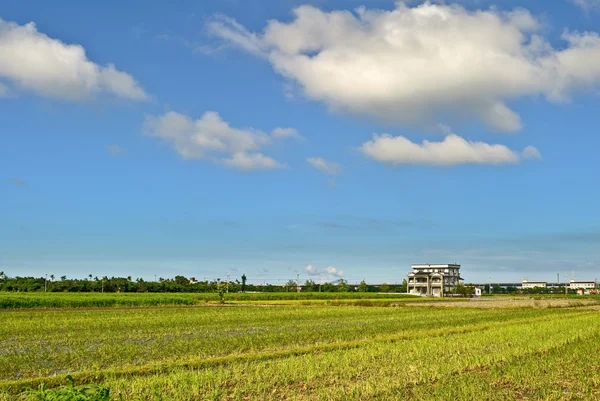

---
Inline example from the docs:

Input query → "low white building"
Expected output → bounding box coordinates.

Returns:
[522,280,547,289]
[569,280,596,290]
[407,264,462,297]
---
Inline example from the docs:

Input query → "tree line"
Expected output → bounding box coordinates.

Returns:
[0,272,408,293]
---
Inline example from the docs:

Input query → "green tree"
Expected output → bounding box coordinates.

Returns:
[337,278,350,292]
[241,274,247,293]
[358,280,368,292]
[216,281,227,304]
[174,276,189,286]
[380,283,390,293]
[285,279,297,292]
[304,279,317,292]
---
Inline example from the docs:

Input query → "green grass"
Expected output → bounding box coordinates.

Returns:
[1,296,598,400]
[0,292,419,309]
[22,377,112,401]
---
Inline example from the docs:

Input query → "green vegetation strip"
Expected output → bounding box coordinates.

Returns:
[0,292,420,309]
[404,333,600,400]
[0,309,592,395]
[0,305,576,382]
[75,312,600,400]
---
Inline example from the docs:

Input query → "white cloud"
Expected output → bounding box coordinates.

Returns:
[307,157,341,175]
[0,18,148,101]
[222,152,284,170]
[210,3,600,132]
[304,264,344,277]
[144,111,293,170]
[272,127,304,141]
[522,145,542,160]
[359,133,535,166]
[304,264,320,276]
[327,266,344,277]
[207,15,266,56]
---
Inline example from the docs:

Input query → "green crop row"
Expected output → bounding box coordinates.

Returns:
[81,313,600,401]
[0,292,422,309]
[1,300,598,400]
[3,306,570,382]
[3,308,597,400]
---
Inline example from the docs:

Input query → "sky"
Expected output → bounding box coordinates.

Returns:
[1,0,600,284]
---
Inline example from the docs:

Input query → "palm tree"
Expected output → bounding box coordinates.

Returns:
[50,274,55,282]
[60,275,66,281]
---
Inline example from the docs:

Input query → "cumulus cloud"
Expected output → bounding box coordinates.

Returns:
[359,133,540,166]
[144,111,293,170]
[304,264,344,277]
[272,127,304,141]
[304,264,320,276]
[307,157,341,175]
[0,18,148,101]
[326,266,344,277]
[222,152,284,170]
[522,145,542,160]
[107,145,125,155]
[209,2,600,132]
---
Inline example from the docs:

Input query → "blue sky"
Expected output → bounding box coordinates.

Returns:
[1,0,600,284]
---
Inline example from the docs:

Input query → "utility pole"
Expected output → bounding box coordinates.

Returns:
[154,274,157,282]
[44,274,48,293]
[226,273,230,293]
[319,278,322,292]
[488,276,491,295]
[296,273,300,293]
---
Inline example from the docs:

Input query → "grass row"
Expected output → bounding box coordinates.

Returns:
[87,313,600,400]
[6,309,598,400]
[3,309,590,393]
[3,306,572,382]
[0,292,420,309]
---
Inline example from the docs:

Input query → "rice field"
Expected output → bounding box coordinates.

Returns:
[1,295,599,400]
[0,292,419,309]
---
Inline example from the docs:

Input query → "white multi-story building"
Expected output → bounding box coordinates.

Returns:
[569,280,596,290]
[407,264,462,297]
[522,280,547,289]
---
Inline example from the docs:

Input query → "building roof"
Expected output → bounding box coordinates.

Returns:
[411,264,460,268]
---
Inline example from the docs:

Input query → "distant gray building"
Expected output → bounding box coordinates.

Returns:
[407,264,462,297]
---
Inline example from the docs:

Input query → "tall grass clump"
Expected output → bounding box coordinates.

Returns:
[22,377,112,401]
